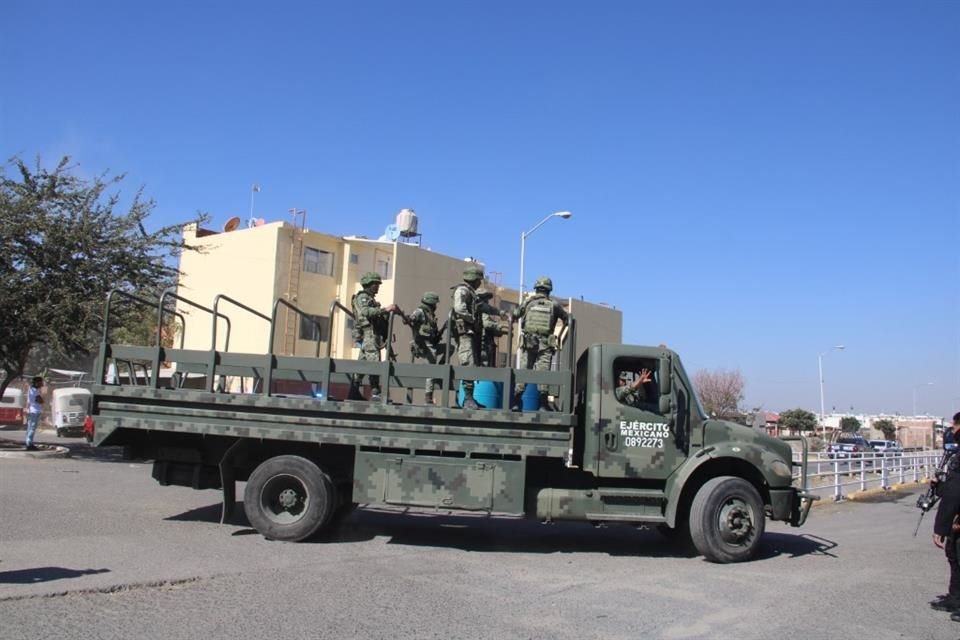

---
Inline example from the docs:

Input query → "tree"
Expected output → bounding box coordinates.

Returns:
[692,368,745,418]
[0,156,204,395]
[780,408,818,432]
[874,418,896,440]
[839,416,862,433]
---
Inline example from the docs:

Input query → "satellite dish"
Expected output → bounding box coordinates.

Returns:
[223,216,241,232]
[384,224,400,241]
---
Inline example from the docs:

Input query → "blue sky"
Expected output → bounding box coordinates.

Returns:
[3,1,958,418]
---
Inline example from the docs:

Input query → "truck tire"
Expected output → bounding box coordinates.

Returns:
[689,476,765,563]
[243,455,336,542]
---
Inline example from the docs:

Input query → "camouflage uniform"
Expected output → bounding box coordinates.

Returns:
[349,272,394,400]
[615,384,658,412]
[513,276,568,410]
[477,288,504,367]
[408,292,444,403]
[451,265,484,409]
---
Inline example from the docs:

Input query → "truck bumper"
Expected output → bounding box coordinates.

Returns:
[769,487,818,527]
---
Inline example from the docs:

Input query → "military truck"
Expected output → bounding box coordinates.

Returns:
[87,289,816,563]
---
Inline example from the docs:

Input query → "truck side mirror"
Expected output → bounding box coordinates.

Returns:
[659,395,672,414]
[659,356,672,396]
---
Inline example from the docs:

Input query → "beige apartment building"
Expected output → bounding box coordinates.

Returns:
[175,217,622,370]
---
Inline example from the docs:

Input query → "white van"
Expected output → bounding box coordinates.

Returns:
[52,387,92,437]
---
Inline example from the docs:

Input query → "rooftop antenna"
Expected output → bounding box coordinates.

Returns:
[247,183,261,228]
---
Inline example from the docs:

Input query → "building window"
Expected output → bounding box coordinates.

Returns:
[304,248,334,276]
[375,257,392,279]
[299,315,329,342]
[346,318,355,330]
[350,254,359,265]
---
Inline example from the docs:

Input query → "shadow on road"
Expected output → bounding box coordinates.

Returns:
[165,501,836,561]
[0,567,110,584]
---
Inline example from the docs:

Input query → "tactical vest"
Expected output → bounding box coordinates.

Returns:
[415,305,438,341]
[351,290,380,331]
[523,296,554,336]
[451,284,478,335]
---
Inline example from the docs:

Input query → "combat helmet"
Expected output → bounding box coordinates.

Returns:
[421,291,440,306]
[360,271,383,287]
[533,276,553,293]
[463,264,484,282]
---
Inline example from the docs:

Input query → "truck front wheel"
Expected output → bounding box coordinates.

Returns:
[243,455,336,542]
[690,476,765,563]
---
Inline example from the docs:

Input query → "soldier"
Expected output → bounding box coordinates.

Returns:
[931,411,960,617]
[615,367,659,412]
[407,291,445,405]
[476,287,505,367]
[348,271,399,401]
[511,276,568,411]
[451,264,484,409]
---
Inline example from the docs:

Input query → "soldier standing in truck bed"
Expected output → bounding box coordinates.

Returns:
[407,291,444,405]
[476,287,505,367]
[451,265,484,409]
[348,271,399,401]
[511,276,568,411]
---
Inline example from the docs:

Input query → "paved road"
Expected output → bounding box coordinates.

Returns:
[0,435,957,640]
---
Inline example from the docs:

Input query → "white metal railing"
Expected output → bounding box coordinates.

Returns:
[793,449,942,501]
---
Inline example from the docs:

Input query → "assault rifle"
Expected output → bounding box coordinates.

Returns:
[914,448,958,536]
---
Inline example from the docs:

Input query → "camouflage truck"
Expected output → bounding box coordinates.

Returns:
[87,289,816,563]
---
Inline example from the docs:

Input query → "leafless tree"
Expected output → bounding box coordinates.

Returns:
[692,369,745,419]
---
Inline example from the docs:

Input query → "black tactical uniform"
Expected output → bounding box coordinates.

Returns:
[933,414,960,615]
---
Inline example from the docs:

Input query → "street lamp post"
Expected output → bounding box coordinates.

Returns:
[519,211,572,304]
[517,211,572,367]
[818,345,845,435]
[913,382,935,417]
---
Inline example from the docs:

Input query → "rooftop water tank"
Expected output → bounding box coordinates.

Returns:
[396,208,418,237]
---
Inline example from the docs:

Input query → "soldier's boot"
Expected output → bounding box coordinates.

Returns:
[424,392,434,406]
[462,387,481,410]
[347,380,365,401]
[539,392,559,412]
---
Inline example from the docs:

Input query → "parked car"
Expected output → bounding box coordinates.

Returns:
[828,435,874,459]
[0,388,25,427]
[869,439,903,457]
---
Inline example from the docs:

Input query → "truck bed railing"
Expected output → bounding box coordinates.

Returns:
[97,289,578,413]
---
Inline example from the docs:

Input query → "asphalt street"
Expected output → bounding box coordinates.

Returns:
[0,433,957,640]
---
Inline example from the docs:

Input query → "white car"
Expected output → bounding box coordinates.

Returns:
[869,439,903,457]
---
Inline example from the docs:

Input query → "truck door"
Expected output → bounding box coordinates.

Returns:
[595,352,689,480]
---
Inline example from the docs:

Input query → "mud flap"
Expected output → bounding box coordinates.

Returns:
[219,439,247,524]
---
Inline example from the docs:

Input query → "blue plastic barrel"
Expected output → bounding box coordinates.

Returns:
[521,383,540,411]
[458,381,504,409]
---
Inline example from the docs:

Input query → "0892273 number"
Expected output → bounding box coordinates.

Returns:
[624,437,664,448]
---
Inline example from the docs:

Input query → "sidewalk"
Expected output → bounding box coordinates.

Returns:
[0,427,73,458]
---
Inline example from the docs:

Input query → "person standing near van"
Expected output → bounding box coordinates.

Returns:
[24,376,44,451]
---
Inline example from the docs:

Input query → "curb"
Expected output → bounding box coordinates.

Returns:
[0,445,71,460]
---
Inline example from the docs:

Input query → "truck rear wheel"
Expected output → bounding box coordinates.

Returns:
[690,476,764,563]
[243,455,336,542]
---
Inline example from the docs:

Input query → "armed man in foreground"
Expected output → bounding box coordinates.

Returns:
[931,412,960,618]
[511,276,568,411]
[348,271,399,401]
[407,291,445,405]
